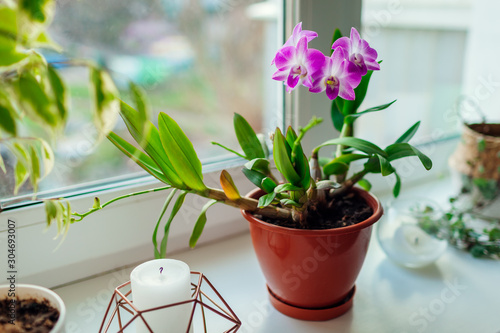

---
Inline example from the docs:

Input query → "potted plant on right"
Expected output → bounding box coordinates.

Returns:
[44,23,432,321]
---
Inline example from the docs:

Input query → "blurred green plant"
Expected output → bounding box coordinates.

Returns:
[0,0,121,199]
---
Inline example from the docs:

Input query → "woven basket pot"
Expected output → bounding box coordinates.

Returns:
[449,123,500,217]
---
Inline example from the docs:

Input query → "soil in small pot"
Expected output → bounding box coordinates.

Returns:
[0,297,59,333]
[254,190,373,229]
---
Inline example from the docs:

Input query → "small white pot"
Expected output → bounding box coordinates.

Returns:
[0,284,66,332]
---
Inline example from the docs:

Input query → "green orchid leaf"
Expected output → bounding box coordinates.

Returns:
[189,199,218,248]
[379,155,395,176]
[385,142,432,170]
[234,113,265,160]
[47,65,68,123]
[273,127,301,185]
[395,121,421,144]
[358,178,372,191]
[211,141,246,159]
[160,190,188,258]
[119,101,184,188]
[330,28,343,56]
[158,112,206,192]
[107,131,170,184]
[245,158,271,175]
[280,199,301,208]
[261,177,277,193]
[324,161,349,176]
[315,137,387,157]
[393,172,401,197]
[285,127,310,189]
[331,98,344,132]
[274,183,302,193]
[242,167,266,189]
[342,68,376,115]
[90,67,119,140]
[344,100,396,124]
[258,192,276,208]
[153,189,177,259]
[323,153,368,176]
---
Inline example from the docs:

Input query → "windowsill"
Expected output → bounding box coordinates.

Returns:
[53,175,500,333]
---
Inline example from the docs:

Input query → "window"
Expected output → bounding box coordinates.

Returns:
[358,0,500,147]
[0,0,281,205]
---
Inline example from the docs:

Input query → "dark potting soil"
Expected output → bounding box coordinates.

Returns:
[255,191,373,230]
[0,297,59,333]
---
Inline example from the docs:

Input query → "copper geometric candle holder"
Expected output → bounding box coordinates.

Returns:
[99,272,241,333]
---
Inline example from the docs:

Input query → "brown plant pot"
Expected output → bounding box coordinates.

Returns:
[241,187,383,321]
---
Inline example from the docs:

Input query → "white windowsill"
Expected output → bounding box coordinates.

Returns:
[52,175,500,333]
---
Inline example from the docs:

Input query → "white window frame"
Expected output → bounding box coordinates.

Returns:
[0,0,455,288]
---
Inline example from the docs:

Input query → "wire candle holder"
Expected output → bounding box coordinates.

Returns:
[100,272,241,333]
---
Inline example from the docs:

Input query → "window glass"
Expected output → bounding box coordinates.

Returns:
[0,0,279,203]
[357,0,494,146]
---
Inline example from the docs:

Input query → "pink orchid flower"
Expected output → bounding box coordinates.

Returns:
[332,27,380,76]
[309,47,362,100]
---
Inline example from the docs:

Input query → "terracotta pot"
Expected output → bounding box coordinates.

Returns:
[241,187,383,321]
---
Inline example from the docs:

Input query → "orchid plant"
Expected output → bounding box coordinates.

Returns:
[44,23,432,258]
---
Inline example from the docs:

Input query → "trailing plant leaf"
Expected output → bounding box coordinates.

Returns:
[158,112,206,192]
[189,199,218,248]
[0,91,17,135]
[15,71,59,128]
[234,113,265,160]
[47,65,67,123]
[90,67,119,141]
[28,145,40,192]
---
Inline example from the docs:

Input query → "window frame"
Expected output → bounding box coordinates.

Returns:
[0,0,455,288]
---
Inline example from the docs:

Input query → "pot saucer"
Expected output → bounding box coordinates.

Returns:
[267,285,355,321]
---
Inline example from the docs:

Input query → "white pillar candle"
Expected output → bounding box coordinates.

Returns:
[130,259,192,333]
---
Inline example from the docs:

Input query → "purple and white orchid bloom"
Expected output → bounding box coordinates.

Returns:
[309,47,362,100]
[331,27,380,76]
[272,36,325,93]
[272,22,318,65]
